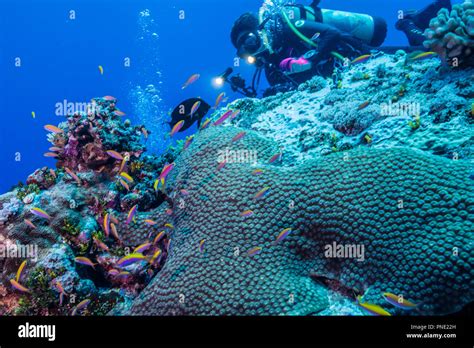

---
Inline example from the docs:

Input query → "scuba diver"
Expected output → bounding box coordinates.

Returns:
[229,0,452,96]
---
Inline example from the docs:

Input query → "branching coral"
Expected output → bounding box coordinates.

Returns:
[424,0,474,68]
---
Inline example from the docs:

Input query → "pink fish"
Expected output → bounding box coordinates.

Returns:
[159,163,175,181]
[10,279,30,293]
[119,179,130,191]
[106,150,123,160]
[49,147,62,152]
[181,74,200,89]
[180,189,189,196]
[351,54,371,65]
[190,101,201,117]
[126,205,138,225]
[247,246,262,257]
[145,219,157,226]
[241,210,254,218]
[103,95,117,101]
[114,110,126,117]
[44,125,64,134]
[24,219,37,229]
[108,269,120,276]
[44,152,59,158]
[275,228,292,244]
[199,239,206,253]
[117,253,146,267]
[184,135,194,150]
[134,243,152,254]
[103,213,111,237]
[72,299,91,316]
[153,231,165,244]
[200,118,211,130]
[75,257,96,268]
[149,249,162,265]
[268,152,282,164]
[217,160,227,171]
[232,131,246,142]
[93,237,109,252]
[110,223,120,240]
[120,172,134,183]
[254,187,271,200]
[30,207,51,219]
[230,110,240,119]
[213,110,233,126]
[54,281,65,294]
[65,167,81,185]
[166,209,173,216]
[49,169,57,178]
[213,92,225,109]
[170,120,185,137]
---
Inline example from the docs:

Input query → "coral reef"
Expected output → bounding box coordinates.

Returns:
[0,52,473,316]
[122,126,473,316]
[424,0,474,68]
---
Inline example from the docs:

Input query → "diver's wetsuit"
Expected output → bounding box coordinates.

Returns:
[261,0,451,87]
[262,4,373,85]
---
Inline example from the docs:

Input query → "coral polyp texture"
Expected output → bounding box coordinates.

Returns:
[424,0,474,68]
[0,53,473,316]
[124,126,473,316]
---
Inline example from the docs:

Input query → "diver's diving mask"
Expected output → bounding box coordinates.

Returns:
[236,31,264,58]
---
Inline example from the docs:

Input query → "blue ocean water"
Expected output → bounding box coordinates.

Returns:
[0,0,457,193]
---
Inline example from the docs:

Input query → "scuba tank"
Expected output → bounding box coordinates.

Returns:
[320,9,387,47]
[272,4,387,47]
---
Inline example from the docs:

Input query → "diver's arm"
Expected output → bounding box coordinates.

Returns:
[293,20,343,61]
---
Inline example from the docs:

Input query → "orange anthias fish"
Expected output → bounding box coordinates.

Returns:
[44,125,64,134]
[170,120,185,137]
[10,279,31,293]
[351,54,371,65]
[126,205,138,225]
[30,207,51,219]
[24,219,37,229]
[75,257,96,268]
[181,74,200,89]
[213,92,225,109]
[190,101,201,117]
[65,167,81,185]
[44,152,59,158]
[158,163,175,181]
[106,150,124,160]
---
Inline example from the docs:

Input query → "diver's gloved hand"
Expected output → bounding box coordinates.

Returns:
[279,57,312,74]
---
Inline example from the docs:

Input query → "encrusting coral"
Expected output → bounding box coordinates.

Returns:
[424,0,474,68]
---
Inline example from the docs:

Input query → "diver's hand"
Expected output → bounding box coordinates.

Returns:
[279,57,312,74]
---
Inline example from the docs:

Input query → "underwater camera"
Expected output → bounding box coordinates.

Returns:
[213,67,258,98]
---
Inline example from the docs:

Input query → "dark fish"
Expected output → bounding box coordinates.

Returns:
[168,98,210,132]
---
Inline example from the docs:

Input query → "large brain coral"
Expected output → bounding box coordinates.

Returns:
[123,125,474,316]
[424,0,474,68]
